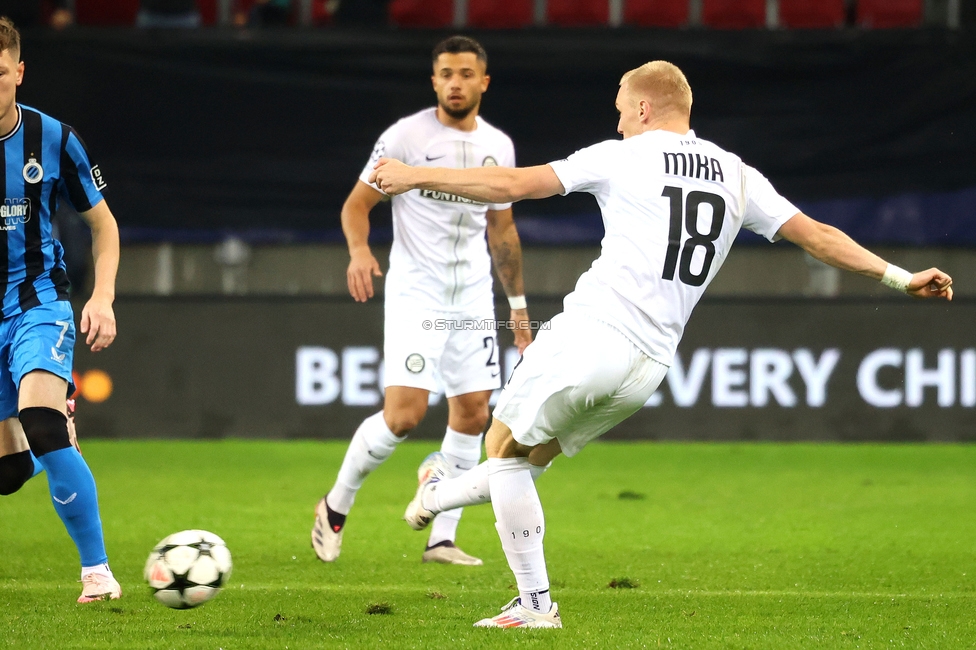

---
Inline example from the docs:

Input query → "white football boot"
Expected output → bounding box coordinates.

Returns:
[403,452,448,531]
[77,572,121,603]
[473,597,562,628]
[311,497,342,562]
[422,541,483,566]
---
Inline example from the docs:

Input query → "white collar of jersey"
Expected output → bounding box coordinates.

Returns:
[637,128,696,139]
[0,105,23,143]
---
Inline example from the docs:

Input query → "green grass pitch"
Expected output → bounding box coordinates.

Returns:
[3,440,976,649]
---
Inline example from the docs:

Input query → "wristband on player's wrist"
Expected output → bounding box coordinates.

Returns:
[881,264,913,293]
[508,295,527,310]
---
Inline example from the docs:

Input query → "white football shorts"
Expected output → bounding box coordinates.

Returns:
[383,300,502,398]
[493,311,668,457]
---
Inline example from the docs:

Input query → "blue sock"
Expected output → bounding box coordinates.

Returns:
[36,447,108,567]
[29,450,43,478]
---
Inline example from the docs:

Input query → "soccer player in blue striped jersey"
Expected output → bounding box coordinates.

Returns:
[0,17,123,603]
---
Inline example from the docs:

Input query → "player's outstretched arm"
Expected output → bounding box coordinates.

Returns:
[78,200,120,352]
[342,181,385,302]
[370,159,565,204]
[777,212,953,300]
[486,208,532,354]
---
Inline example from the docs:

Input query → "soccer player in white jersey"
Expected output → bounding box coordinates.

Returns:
[370,61,954,627]
[311,36,532,566]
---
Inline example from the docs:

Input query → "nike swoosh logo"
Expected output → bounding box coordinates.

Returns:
[491,371,500,378]
[367,449,381,459]
[53,492,77,505]
[425,154,445,161]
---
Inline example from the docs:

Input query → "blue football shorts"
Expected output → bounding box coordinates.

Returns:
[0,300,76,421]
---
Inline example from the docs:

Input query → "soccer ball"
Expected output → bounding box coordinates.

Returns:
[144,530,233,609]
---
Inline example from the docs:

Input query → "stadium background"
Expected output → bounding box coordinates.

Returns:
[19,0,975,441]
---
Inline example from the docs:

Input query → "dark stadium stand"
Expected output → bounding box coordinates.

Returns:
[20,28,971,242]
[198,0,218,24]
[547,0,608,27]
[48,1,972,246]
[67,0,938,29]
[388,0,454,27]
[701,0,767,28]
[74,0,139,25]
[467,0,534,28]
[779,0,847,28]
[857,0,924,28]
[624,0,689,27]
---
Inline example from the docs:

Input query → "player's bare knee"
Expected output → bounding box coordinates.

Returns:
[448,408,490,435]
[383,404,428,435]
[447,392,491,433]
[19,407,70,457]
[0,451,34,496]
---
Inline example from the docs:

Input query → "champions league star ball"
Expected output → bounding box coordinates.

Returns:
[144,530,233,609]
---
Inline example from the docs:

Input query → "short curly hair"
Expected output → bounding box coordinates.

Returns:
[432,35,487,68]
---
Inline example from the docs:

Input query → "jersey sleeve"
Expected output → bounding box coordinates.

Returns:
[59,127,105,212]
[358,123,406,195]
[741,164,800,242]
[487,135,516,212]
[547,140,616,196]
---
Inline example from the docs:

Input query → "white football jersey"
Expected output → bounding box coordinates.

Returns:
[359,108,516,310]
[549,129,799,366]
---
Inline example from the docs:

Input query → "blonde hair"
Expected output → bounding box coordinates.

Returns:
[0,17,20,60]
[620,61,692,118]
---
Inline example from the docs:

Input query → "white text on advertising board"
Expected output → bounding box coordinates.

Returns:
[296,346,976,409]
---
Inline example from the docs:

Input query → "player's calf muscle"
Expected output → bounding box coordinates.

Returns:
[0,451,33,495]
[0,418,29,456]
[0,419,32,494]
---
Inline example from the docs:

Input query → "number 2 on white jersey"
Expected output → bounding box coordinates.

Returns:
[661,186,726,287]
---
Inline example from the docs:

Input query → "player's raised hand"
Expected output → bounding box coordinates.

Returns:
[81,294,117,352]
[369,158,416,196]
[907,268,953,300]
[347,248,383,302]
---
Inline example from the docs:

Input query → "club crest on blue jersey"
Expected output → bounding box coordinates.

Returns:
[22,157,43,184]
[1,199,30,230]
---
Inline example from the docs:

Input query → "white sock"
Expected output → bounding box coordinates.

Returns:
[489,457,552,613]
[81,563,113,579]
[326,412,403,515]
[427,428,483,547]
[427,460,549,513]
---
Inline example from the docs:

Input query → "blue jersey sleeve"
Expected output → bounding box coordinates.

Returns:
[59,127,105,212]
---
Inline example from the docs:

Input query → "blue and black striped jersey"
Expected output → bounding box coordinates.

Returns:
[0,104,105,319]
